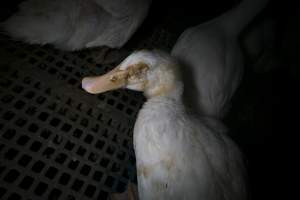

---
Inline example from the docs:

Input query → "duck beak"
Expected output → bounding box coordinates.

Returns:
[82,66,128,94]
[82,62,149,94]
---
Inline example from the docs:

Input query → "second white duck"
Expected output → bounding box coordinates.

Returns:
[2,0,151,50]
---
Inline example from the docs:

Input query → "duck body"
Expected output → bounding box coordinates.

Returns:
[82,50,247,200]
[134,93,247,200]
[172,0,269,118]
[2,0,151,50]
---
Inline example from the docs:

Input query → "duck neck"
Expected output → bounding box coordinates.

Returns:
[141,83,185,117]
[144,81,184,102]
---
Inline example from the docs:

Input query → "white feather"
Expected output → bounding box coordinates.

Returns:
[2,0,151,50]
[171,0,269,118]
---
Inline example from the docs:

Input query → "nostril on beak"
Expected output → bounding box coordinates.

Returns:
[110,76,118,82]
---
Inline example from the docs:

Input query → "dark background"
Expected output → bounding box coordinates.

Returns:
[0,0,297,199]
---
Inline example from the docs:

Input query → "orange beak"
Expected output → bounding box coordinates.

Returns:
[82,62,149,94]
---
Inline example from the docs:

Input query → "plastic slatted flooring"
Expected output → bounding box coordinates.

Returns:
[0,33,160,200]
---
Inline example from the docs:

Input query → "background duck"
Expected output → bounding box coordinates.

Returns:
[82,50,248,200]
[171,0,269,119]
[1,0,151,50]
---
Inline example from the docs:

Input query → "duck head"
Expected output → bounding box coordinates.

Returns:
[82,50,182,98]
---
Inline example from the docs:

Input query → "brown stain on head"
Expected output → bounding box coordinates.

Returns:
[128,62,149,77]
[109,62,149,86]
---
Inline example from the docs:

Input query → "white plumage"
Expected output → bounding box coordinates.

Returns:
[134,87,247,200]
[172,0,269,118]
[82,50,248,200]
[2,0,151,50]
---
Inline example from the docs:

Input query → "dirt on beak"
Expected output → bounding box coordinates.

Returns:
[82,62,149,94]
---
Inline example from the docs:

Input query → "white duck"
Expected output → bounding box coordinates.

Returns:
[2,0,151,50]
[82,50,248,200]
[171,0,269,118]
